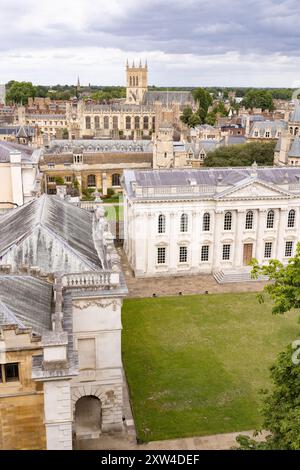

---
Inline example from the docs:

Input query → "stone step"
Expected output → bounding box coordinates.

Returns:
[213,269,268,284]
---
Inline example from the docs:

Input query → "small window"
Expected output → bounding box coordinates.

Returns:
[222,244,231,260]
[264,242,272,258]
[158,214,166,234]
[87,174,96,187]
[201,245,209,262]
[245,211,254,230]
[202,213,210,231]
[157,247,166,264]
[4,363,19,382]
[285,241,293,257]
[112,173,120,187]
[266,210,274,229]
[179,246,188,263]
[287,209,295,228]
[85,116,91,129]
[224,212,232,231]
[180,213,188,232]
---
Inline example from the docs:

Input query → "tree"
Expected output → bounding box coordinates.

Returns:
[235,243,300,450]
[204,141,276,167]
[192,88,213,123]
[6,81,36,104]
[242,89,275,111]
[180,107,193,126]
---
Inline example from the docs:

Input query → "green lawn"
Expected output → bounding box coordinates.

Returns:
[122,293,300,442]
[104,204,124,221]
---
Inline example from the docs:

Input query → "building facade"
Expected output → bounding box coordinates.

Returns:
[0,141,41,209]
[274,101,300,166]
[123,166,300,278]
[40,139,153,196]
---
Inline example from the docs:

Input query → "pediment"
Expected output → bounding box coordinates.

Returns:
[216,179,292,200]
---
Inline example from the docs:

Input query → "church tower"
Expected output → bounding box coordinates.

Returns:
[125,60,148,105]
[153,121,174,169]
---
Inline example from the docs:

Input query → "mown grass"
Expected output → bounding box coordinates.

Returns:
[122,293,300,442]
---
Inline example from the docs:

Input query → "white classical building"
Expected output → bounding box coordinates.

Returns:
[123,166,300,279]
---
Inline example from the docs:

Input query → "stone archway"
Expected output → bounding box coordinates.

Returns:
[74,395,102,439]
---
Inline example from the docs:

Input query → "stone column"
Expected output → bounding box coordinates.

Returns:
[234,209,245,268]
[191,211,199,271]
[256,209,267,262]
[276,208,288,261]
[102,172,107,196]
[212,209,223,271]
[169,212,176,273]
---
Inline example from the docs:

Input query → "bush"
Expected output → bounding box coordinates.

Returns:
[55,176,65,185]
[107,187,115,197]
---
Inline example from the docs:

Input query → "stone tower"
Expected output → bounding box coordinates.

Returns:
[125,60,148,105]
[153,121,174,169]
[274,100,300,165]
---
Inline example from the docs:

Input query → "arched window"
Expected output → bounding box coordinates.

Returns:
[94,116,100,129]
[87,174,96,187]
[112,173,120,187]
[135,116,140,129]
[85,116,91,129]
[152,116,155,131]
[113,116,118,130]
[287,209,296,228]
[126,116,131,130]
[130,76,132,87]
[245,210,254,230]
[202,213,210,231]
[180,213,188,232]
[224,212,232,231]
[136,76,139,86]
[104,116,109,129]
[266,210,275,229]
[143,116,149,129]
[158,214,166,234]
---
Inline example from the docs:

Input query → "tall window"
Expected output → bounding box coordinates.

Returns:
[264,242,272,258]
[158,214,166,234]
[94,116,100,129]
[180,213,188,232]
[126,116,131,130]
[157,247,166,264]
[135,116,140,129]
[224,212,232,231]
[104,116,109,129]
[112,173,120,187]
[113,116,118,130]
[143,116,149,129]
[285,241,293,257]
[245,211,254,230]
[87,174,96,187]
[179,246,188,263]
[201,245,209,262]
[0,363,19,383]
[202,213,210,231]
[222,244,231,260]
[266,210,274,229]
[85,116,91,129]
[152,116,155,130]
[287,209,296,228]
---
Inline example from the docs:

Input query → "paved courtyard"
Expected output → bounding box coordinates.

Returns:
[117,247,266,298]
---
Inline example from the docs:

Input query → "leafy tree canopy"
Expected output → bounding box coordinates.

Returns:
[6,81,36,104]
[242,89,275,111]
[204,141,276,167]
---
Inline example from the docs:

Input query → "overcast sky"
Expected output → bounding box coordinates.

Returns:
[1,0,300,87]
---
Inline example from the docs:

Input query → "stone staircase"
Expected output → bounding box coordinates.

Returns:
[213,268,269,284]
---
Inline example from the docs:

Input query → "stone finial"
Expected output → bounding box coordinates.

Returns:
[251,160,258,177]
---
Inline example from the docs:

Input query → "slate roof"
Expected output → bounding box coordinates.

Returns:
[0,141,35,163]
[142,91,194,106]
[0,125,35,137]
[123,167,300,199]
[0,275,52,334]
[290,101,300,122]
[46,139,153,155]
[0,195,102,272]
[288,136,300,157]
[249,120,287,138]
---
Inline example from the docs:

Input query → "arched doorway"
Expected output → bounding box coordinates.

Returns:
[75,396,102,439]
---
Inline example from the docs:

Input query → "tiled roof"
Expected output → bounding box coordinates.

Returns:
[0,141,35,163]
[0,275,52,334]
[288,136,300,157]
[142,91,194,106]
[46,139,153,155]
[0,195,102,272]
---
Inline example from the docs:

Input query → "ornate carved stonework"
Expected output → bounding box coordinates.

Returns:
[73,299,121,311]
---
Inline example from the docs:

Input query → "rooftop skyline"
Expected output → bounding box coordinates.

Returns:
[1,0,300,87]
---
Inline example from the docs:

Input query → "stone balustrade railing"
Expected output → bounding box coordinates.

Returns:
[62,271,120,288]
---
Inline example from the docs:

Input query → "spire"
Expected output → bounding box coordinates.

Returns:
[132,60,135,68]
[77,76,80,88]
[139,58,142,68]
[145,59,148,69]
[126,58,129,69]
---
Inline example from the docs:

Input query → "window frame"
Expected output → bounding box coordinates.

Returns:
[287,209,296,228]
[202,213,210,232]
[264,241,273,258]
[245,210,254,230]
[224,212,232,231]
[179,246,188,263]
[266,210,275,229]
[157,246,166,265]
[158,214,166,234]
[222,244,231,261]
[201,245,209,262]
